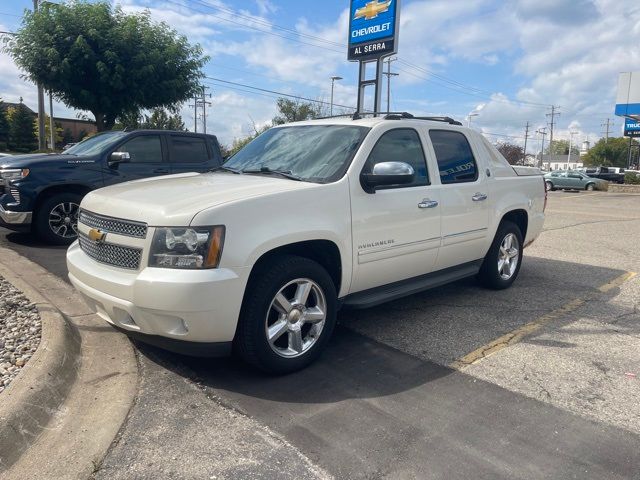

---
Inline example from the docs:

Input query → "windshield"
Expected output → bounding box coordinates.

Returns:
[224,125,370,183]
[63,131,127,156]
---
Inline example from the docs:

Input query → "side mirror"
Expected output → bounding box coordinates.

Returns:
[361,161,415,194]
[109,151,131,167]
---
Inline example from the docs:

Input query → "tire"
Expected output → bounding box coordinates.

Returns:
[235,255,337,374]
[545,181,554,192]
[477,221,524,290]
[585,183,595,191]
[34,192,82,245]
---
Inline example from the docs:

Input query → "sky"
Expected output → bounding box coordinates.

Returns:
[1,0,639,151]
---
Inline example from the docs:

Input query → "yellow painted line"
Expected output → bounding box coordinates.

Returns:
[449,271,637,371]
[551,192,601,200]
[545,208,640,220]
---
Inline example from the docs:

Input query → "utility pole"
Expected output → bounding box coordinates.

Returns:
[330,76,343,116]
[190,94,199,133]
[48,91,55,150]
[567,131,578,170]
[382,57,398,113]
[546,105,560,154]
[199,86,212,134]
[523,122,530,165]
[536,127,547,169]
[33,0,46,150]
[601,118,613,164]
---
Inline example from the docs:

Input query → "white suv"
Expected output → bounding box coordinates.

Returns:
[67,114,546,373]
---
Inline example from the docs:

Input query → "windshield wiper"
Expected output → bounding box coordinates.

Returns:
[210,165,242,174]
[242,167,303,182]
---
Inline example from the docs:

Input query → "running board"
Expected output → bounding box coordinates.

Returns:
[341,260,482,310]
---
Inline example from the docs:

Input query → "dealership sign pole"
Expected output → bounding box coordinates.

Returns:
[348,0,401,116]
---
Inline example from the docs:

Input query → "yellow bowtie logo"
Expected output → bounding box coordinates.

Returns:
[354,0,393,20]
[88,228,106,244]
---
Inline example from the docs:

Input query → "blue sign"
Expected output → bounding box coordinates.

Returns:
[625,118,640,137]
[348,0,399,61]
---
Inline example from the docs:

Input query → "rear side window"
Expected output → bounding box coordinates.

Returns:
[429,130,478,184]
[118,135,163,163]
[365,129,429,188]
[170,136,210,163]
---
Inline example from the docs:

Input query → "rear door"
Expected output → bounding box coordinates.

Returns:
[168,135,217,174]
[103,133,168,186]
[427,129,490,271]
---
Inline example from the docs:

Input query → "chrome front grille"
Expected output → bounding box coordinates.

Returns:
[79,210,148,238]
[9,188,20,204]
[79,233,142,270]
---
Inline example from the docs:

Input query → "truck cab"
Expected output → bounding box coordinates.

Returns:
[0,130,223,244]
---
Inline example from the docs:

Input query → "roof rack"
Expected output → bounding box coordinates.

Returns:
[351,111,463,126]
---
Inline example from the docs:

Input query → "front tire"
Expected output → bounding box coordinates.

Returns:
[477,221,523,290]
[585,183,595,191]
[34,193,82,245]
[235,255,337,374]
[545,181,555,192]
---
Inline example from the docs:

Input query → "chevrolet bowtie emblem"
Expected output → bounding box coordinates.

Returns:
[88,228,106,244]
[354,0,392,20]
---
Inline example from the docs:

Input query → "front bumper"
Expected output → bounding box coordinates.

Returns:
[0,204,32,225]
[67,241,250,353]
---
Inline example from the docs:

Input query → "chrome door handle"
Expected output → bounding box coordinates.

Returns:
[418,199,439,209]
[472,193,488,202]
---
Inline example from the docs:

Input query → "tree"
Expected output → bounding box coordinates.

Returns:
[497,142,525,165]
[62,128,74,145]
[8,99,37,152]
[583,137,638,168]
[0,98,9,150]
[142,108,186,131]
[4,1,208,132]
[272,98,322,125]
[547,139,579,156]
[33,114,64,150]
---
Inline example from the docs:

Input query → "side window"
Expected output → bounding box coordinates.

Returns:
[170,136,210,163]
[429,130,478,184]
[118,135,163,163]
[365,129,429,188]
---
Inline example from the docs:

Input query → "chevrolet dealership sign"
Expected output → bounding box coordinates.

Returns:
[348,0,400,61]
[616,72,640,120]
[624,118,640,138]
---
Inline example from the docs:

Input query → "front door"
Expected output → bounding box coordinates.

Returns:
[350,128,442,294]
[427,129,490,271]
[104,133,168,186]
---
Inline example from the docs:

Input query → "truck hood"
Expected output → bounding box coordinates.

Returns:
[81,172,315,226]
[0,153,93,169]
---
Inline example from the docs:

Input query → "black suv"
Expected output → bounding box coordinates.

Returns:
[0,130,223,244]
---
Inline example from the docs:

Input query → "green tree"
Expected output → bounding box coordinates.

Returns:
[8,99,37,152]
[4,1,208,132]
[272,98,321,125]
[142,108,186,131]
[547,139,579,156]
[0,98,9,150]
[584,137,638,168]
[33,114,64,150]
[497,142,525,165]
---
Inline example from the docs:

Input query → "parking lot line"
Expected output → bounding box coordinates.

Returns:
[544,208,640,220]
[449,271,637,371]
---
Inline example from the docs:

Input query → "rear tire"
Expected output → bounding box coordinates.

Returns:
[34,193,82,245]
[477,221,523,290]
[545,181,554,192]
[586,183,595,191]
[235,255,337,374]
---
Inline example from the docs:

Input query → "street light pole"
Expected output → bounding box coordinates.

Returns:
[48,91,55,150]
[467,113,479,128]
[536,127,547,169]
[330,76,342,117]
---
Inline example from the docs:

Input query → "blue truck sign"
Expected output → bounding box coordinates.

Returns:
[348,0,400,61]
[624,117,640,137]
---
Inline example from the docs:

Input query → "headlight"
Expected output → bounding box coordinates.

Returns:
[0,169,30,182]
[149,226,225,269]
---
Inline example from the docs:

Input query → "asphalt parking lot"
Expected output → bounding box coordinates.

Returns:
[2,190,640,479]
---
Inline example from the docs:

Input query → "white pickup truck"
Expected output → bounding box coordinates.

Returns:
[67,114,546,373]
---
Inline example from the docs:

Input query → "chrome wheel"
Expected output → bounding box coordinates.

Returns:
[545,181,553,191]
[265,278,327,358]
[49,202,79,239]
[498,233,520,280]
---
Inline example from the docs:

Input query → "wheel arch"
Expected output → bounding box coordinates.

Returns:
[34,184,92,213]
[247,240,343,296]
[500,209,528,240]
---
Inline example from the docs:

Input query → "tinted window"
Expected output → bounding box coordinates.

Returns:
[118,135,163,163]
[171,136,209,163]
[365,129,428,188]
[429,130,478,184]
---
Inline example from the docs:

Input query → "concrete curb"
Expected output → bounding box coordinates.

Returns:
[0,246,138,479]
[0,267,81,471]
[608,184,640,193]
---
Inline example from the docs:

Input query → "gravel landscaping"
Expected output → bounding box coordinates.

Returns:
[0,275,41,394]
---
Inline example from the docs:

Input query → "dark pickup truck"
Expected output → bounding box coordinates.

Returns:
[582,167,625,184]
[0,130,223,244]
